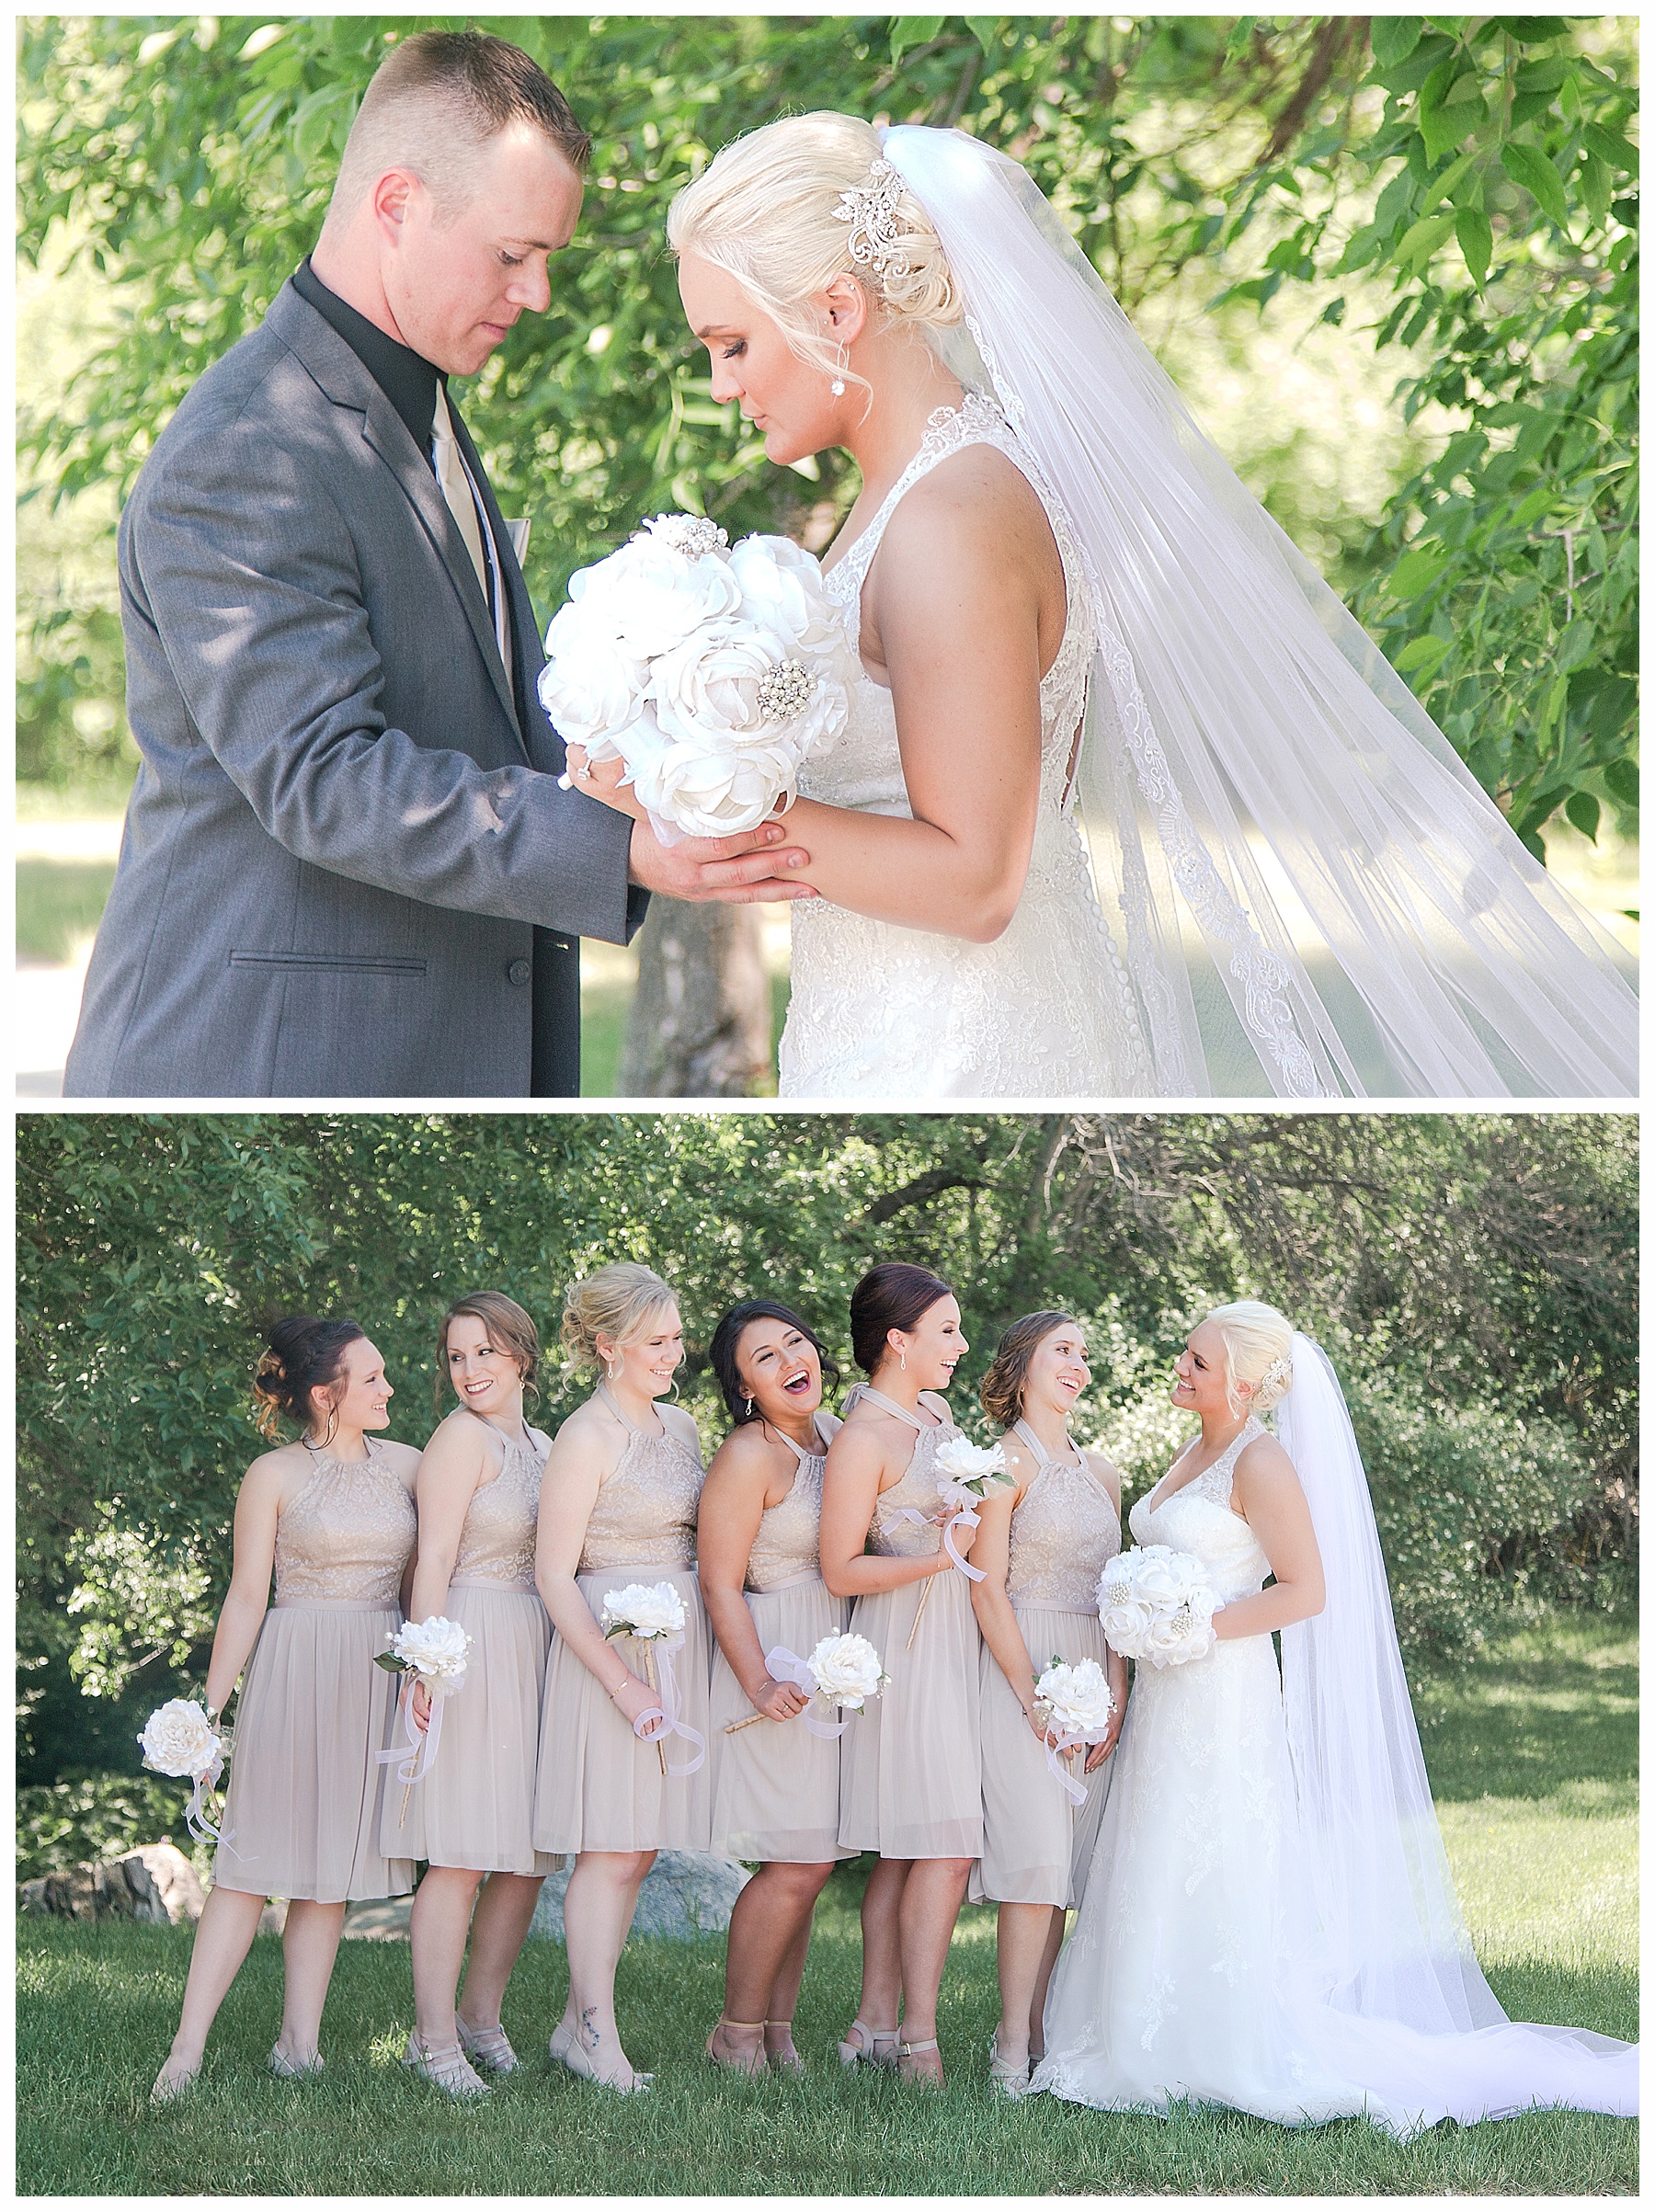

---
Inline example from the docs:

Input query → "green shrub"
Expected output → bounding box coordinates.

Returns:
[16,1774,211,1885]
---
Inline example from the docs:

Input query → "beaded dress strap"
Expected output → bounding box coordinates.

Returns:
[461,1407,547,1470]
[826,395,1006,604]
[596,1382,667,1441]
[1011,1418,1085,1474]
[769,1416,832,1466]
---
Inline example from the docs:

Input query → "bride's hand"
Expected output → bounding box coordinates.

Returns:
[1084,1701,1124,1770]
[563,744,644,819]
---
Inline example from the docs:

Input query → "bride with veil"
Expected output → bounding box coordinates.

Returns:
[1030,1303,1637,2135]
[568,113,1635,1099]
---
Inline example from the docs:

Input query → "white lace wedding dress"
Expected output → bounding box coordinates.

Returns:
[1033,1420,1638,2137]
[777,394,1153,1099]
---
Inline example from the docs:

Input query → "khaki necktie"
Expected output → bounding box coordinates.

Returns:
[430,382,508,666]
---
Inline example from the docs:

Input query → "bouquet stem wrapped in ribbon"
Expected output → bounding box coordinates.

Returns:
[539,514,856,845]
[373,1615,474,1825]
[725,1632,890,1737]
[1098,1545,1219,1670]
[1031,1655,1117,1807]
[601,1582,707,1778]
[138,1699,233,1847]
[905,1438,1015,1649]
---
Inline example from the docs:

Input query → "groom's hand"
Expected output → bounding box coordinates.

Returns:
[627,815,817,905]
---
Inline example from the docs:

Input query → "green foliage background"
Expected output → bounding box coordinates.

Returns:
[16,14,1638,858]
[17,1111,1636,1846]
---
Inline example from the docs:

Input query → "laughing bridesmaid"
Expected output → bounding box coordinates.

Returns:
[152,1317,418,2102]
[533,1263,712,2092]
[700,1299,850,2075]
[969,1311,1125,2096]
[819,1262,981,2087]
[394,1293,557,2099]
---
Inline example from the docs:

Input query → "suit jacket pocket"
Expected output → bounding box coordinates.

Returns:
[229,951,428,976]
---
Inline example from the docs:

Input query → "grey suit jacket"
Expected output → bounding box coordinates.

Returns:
[63,280,642,1098]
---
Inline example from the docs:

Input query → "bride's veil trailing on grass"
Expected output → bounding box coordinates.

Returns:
[883,124,1637,1100]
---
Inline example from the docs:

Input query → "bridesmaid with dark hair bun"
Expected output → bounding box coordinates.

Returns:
[151,1317,419,2104]
[819,1261,981,2088]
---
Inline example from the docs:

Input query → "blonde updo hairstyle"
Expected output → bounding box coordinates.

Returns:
[563,1261,678,1374]
[668,111,963,399]
[1203,1300,1295,1417]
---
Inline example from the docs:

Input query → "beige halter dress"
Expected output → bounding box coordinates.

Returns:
[973,1419,1122,1909]
[837,1387,984,1862]
[533,1388,712,1853]
[708,1412,851,1864]
[214,1437,417,1904]
[384,1416,558,1876]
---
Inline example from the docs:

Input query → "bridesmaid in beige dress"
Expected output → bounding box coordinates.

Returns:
[969,1311,1127,2096]
[700,1299,850,2075]
[819,1261,980,2088]
[151,1317,419,2102]
[533,1263,713,2092]
[394,1292,556,2099]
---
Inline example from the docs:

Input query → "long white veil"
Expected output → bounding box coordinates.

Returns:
[882,126,1638,1099]
[1273,1333,1637,2123]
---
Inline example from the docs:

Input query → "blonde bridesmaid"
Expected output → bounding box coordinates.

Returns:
[969,1312,1126,2095]
[151,1317,418,2102]
[700,1299,850,2075]
[533,1263,712,2092]
[394,1293,556,2098]
[819,1262,980,2088]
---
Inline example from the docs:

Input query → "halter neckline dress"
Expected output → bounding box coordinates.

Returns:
[215,1436,417,1903]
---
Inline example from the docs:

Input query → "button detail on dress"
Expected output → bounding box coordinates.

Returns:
[506,958,532,986]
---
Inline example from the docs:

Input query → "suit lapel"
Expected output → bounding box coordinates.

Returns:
[447,404,566,777]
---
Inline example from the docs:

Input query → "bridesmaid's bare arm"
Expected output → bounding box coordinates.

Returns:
[1213,1434,1326,1640]
[818,1420,951,1599]
[967,1442,1050,1742]
[698,1426,806,1720]
[202,1447,304,1716]
[1081,1445,1129,1767]
[407,1409,492,1624]
[533,1398,657,1730]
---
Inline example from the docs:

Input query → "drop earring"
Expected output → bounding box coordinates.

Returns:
[607,1358,621,1381]
[745,1397,755,1419]
[898,1348,907,1372]
[829,341,849,399]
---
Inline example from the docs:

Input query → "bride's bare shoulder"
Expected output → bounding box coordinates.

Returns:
[877,443,1059,604]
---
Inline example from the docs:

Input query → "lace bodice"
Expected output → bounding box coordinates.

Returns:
[274,1439,416,1606]
[1129,1418,1272,1604]
[451,1423,546,1589]
[853,1388,963,1558]
[578,1387,704,1573]
[746,1412,841,1592]
[779,393,1150,1098]
[1005,1420,1121,1610]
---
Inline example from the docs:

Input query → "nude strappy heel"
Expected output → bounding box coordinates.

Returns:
[549,2018,652,2093]
[897,2035,943,2085]
[403,2032,491,2098]
[765,2019,806,2074]
[455,2014,520,2074]
[987,2032,1032,2097]
[705,2017,769,2076]
[838,2017,899,2069]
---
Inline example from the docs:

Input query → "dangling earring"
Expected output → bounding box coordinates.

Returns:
[668,1375,679,1400]
[607,1358,621,1381]
[898,1347,907,1372]
[745,1397,755,1419]
[320,1405,338,1449]
[829,340,849,399]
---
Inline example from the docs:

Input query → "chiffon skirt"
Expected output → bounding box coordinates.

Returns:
[214,1599,414,1904]
[972,1602,1113,1908]
[533,1563,713,1854]
[382,1579,558,1877]
[709,1576,851,1864]
[839,1567,982,1861]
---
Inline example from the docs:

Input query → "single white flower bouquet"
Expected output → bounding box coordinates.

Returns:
[138,1698,230,1844]
[725,1630,891,1739]
[906,1436,1015,1648]
[600,1579,706,1777]
[539,514,855,843]
[1031,1655,1117,1806]
[1098,1545,1218,1669]
[373,1614,474,1820]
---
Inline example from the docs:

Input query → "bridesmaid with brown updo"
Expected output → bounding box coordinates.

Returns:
[392,1291,557,2100]
[533,1262,712,2093]
[151,1317,419,2102]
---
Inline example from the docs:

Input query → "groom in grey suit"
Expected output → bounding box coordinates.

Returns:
[63,30,812,1098]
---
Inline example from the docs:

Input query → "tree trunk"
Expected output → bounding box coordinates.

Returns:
[618,897,772,1096]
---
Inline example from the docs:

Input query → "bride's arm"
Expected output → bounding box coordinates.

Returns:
[1213,1434,1326,1640]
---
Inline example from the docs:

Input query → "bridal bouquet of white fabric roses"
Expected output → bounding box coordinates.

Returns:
[373,1614,474,1819]
[1031,1655,1116,1807]
[138,1698,230,1843]
[1098,1545,1218,1668]
[539,513,855,842]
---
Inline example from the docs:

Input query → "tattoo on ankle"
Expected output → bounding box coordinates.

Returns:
[580,2006,600,2051]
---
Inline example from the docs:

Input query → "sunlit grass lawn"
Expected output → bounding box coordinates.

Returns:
[17,1609,1636,2195]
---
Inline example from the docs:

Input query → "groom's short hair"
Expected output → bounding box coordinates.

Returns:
[326,29,589,230]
